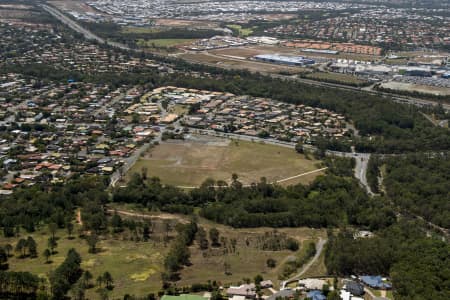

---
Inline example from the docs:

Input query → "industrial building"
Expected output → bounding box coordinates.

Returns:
[253,54,315,66]
[301,48,339,55]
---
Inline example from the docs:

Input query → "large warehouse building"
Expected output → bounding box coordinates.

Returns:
[254,54,315,66]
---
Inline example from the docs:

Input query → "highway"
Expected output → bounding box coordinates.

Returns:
[41,4,105,43]
[40,4,132,51]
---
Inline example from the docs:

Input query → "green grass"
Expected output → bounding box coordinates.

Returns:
[386,290,394,299]
[368,288,382,297]
[298,244,327,279]
[226,24,254,37]
[177,224,326,288]
[1,209,327,297]
[122,26,162,34]
[168,104,189,116]
[127,139,322,187]
[0,227,166,298]
[102,206,327,289]
[137,39,196,48]
[305,72,368,85]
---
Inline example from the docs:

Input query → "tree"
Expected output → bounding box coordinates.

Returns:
[102,271,114,289]
[82,270,93,288]
[96,287,109,300]
[209,228,220,247]
[326,291,341,300]
[4,244,12,257]
[15,238,27,258]
[254,274,263,285]
[224,261,231,275]
[141,166,148,180]
[96,275,104,287]
[67,222,74,239]
[0,247,7,268]
[27,236,38,258]
[110,213,123,233]
[230,238,237,253]
[142,222,151,241]
[295,142,304,154]
[71,281,85,300]
[286,238,299,251]
[48,237,57,254]
[266,258,276,268]
[48,223,57,240]
[86,234,99,254]
[0,271,40,297]
[43,249,51,264]
[50,248,82,299]
[231,173,242,189]
[131,113,139,124]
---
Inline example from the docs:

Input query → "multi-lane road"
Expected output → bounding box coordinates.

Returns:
[40,4,131,51]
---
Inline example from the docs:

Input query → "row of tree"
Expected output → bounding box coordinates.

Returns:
[114,168,396,231]
[0,271,40,298]
[163,220,198,283]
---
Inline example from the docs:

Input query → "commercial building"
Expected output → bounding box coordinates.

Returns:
[254,54,315,66]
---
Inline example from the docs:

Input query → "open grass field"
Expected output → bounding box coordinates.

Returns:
[122,27,162,34]
[107,206,327,289]
[305,72,368,85]
[168,104,190,116]
[226,24,254,37]
[179,230,323,288]
[137,38,196,48]
[127,137,322,187]
[0,226,168,299]
[1,207,327,298]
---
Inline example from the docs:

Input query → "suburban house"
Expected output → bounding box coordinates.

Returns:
[161,294,208,300]
[359,276,392,290]
[226,284,256,299]
[343,280,365,296]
